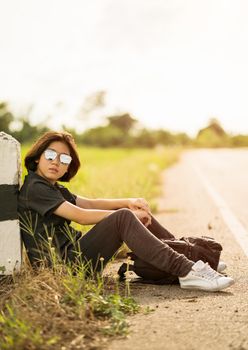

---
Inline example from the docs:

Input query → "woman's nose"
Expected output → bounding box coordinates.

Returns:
[51,156,60,165]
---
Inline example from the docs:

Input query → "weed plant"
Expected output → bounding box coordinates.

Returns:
[0,251,139,349]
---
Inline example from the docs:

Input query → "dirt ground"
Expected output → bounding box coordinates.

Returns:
[106,150,248,350]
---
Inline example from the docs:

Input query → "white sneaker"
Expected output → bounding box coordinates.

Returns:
[217,261,227,273]
[179,260,234,292]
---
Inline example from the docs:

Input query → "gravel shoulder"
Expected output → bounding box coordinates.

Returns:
[107,150,248,350]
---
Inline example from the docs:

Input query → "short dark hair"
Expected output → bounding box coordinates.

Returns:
[25,131,81,182]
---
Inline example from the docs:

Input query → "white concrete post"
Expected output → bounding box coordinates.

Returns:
[0,132,22,274]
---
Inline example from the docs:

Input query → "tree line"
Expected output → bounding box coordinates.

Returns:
[1,101,248,147]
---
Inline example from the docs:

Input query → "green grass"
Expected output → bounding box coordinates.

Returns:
[0,145,180,350]
[0,264,139,349]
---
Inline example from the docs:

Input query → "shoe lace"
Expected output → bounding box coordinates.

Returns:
[198,263,220,280]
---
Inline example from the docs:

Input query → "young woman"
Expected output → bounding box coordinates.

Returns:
[18,131,234,292]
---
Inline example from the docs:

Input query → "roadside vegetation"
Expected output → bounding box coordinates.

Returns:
[1,101,248,148]
[0,146,180,350]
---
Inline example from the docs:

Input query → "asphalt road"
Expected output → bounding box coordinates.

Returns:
[108,148,248,350]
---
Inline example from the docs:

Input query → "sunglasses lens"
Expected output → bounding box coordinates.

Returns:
[44,149,72,165]
[60,154,72,165]
[44,149,57,161]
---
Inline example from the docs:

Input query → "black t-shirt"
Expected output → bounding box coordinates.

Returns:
[18,171,81,265]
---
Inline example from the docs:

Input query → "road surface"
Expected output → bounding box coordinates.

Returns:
[108,148,248,350]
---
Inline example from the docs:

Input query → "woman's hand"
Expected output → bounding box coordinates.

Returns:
[127,198,151,214]
[133,209,152,227]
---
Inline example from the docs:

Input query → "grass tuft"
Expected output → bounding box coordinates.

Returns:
[0,262,140,349]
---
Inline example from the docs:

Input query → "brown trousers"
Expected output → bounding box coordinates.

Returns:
[67,208,194,277]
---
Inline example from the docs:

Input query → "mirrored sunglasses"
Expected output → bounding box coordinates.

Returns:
[44,149,72,165]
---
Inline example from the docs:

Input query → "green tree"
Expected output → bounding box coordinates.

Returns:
[230,134,248,147]
[195,118,228,147]
[12,118,47,143]
[81,125,126,147]
[0,102,14,133]
[107,114,137,134]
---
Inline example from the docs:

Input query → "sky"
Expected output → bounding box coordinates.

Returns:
[0,0,248,136]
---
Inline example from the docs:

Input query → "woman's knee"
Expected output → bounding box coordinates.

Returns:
[111,208,138,228]
[114,208,136,219]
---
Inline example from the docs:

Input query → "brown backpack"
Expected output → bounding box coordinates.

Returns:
[118,236,222,285]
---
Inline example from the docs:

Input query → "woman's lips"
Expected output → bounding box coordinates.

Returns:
[48,168,59,173]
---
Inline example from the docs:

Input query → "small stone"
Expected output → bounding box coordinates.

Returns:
[208,222,213,230]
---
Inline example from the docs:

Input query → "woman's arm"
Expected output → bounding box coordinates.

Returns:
[76,195,151,213]
[76,196,129,210]
[54,200,152,226]
[54,200,114,225]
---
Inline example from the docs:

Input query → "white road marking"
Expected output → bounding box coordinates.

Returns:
[193,165,248,258]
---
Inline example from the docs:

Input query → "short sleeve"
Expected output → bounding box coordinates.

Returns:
[27,180,66,217]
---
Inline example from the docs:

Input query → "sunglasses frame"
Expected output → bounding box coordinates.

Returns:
[44,148,72,165]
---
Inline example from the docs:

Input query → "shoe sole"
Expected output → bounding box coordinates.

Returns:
[180,279,235,292]
[217,267,227,273]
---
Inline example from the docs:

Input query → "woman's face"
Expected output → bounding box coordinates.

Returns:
[36,141,71,184]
